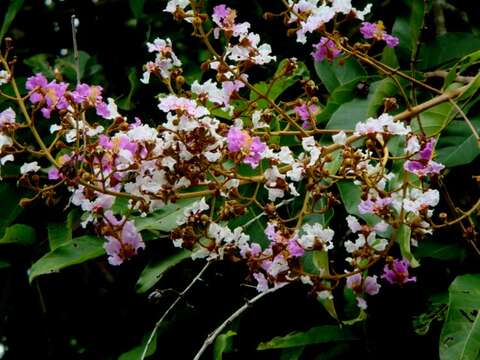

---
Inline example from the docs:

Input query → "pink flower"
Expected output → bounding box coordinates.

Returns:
[311,37,341,62]
[294,103,318,128]
[253,272,269,292]
[287,238,305,257]
[0,108,16,129]
[71,83,110,119]
[404,138,445,177]
[358,197,392,215]
[103,211,145,265]
[360,21,399,48]
[346,273,380,309]
[382,258,416,285]
[227,127,266,168]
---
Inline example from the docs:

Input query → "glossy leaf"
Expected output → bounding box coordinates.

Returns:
[415,240,466,261]
[411,103,454,136]
[280,347,304,360]
[0,224,36,246]
[28,235,105,282]
[136,250,191,293]
[418,33,480,70]
[0,0,25,43]
[257,325,357,350]
[133,198,199,232]
[439,274,480,360]
[129,0,145,18]
[316,76,375,125]
[436,118,480,167]
[397,223,419,268]
[118,333,157,360]
[0,183,23,238]
[213,330,236,360]
[250,59,309,109]
[314,57,366,93]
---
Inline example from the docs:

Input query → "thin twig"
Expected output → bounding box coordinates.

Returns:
[140,261,211,360]
[192,285,283,360]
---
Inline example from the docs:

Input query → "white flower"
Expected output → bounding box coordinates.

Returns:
[405,136,421,154]
[1,154,14,165]
[127,124,158,142]
[0,70,10,85]
[252,110,268,129]
[176,197,209,225]
[20,161,41,174]
[0,108,15,127]
[0,135,15,158]
[105,98,120,120]
[164,0,189,13]
[299,223,335,250]
[50,124,62,133]
[287,162,304,182]
[332,131,347,145]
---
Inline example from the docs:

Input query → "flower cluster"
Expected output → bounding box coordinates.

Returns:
[141,38,182,84]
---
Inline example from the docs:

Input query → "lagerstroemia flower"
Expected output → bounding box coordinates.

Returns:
[26,74,69,118]
[382,258,416,285]
[354,113,411,137]
[103,211,145,266]
[71,83,110,118]
[346,273,381,309]
[294,103,318,128]
[404,138,445,177]
[0,70,10,85]
[227,126,266,168]
[360,21,399,48]
[311,37,341,62]
[0,108,16,129]
[20,161,41,174]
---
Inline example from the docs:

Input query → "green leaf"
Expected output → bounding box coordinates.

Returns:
[0,183,23,238]
[391,0,425,61]
[411,103,454,136]
[397,223,419,268]
[316,76,375,125]
[257,325,358,350]
[213,330,236,360]
[250,59,309,110]
[48,223,71,250]
[136,250,191,293]
[55,51,91,82]
[315,57,366,93]
[324,79,399,130]
[280,347,304,360]
[28,235,105,282]
[336,181,379,225]
[47,209,80,250]
[415,240,466,261]
[0,260,10,269]
[118,333,157,360]
[23,54,55,78]
[439,274,480,360]
[133,198,199,232]
[129,0,146,19]
[0,224,36,246]
[0,0,25,43]
[118,67,139,110]
[444,50,480,88]
[436,118,480,167]
[418,33,480,70]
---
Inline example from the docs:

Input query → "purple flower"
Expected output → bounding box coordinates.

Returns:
[382,258,416,285]
[346,273,381,309]
[358,197,392,215]
[359,22,378,39]
[294,103,318,128]
[404,138,445,177]
[253,272,269,292]
[212,4,231,26]
[244,136,266,168]
[383,34,399,48]
[26,73,48,91]
[227,126,266,168]
[311,37,341,62]
[227,127,248,152]
[360,21,399,48]
[287,238,305,257]
[103,211,145,266]
[72,83,110,119]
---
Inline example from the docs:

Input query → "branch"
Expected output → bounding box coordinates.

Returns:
[140,261,212,360]
[192,285,283,360]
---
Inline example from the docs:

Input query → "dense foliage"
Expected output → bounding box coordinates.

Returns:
[0,0,479,359]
